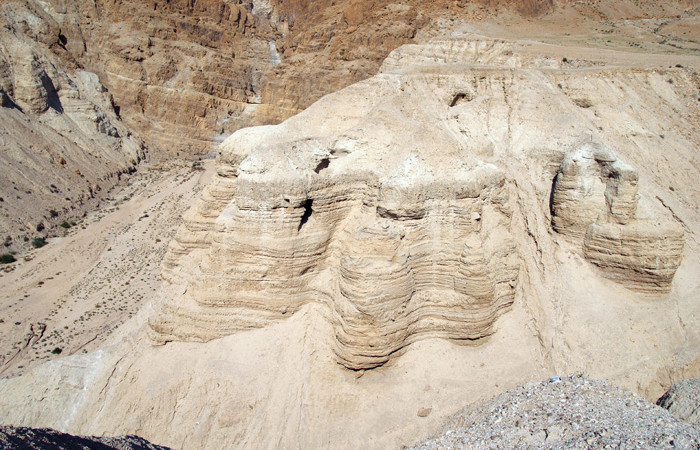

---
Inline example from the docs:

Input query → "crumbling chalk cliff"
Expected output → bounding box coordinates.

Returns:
[149,37,691,371]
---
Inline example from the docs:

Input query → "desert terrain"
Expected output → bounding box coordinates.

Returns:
[0,0,699,449]
[0,159,213,377]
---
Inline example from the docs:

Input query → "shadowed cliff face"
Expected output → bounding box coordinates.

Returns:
[9,0,698,159]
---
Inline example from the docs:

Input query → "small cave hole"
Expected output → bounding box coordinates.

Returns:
[449,92,473,107]
[549,173,559,219]
[314,158,330,174]
[298,199,313,231]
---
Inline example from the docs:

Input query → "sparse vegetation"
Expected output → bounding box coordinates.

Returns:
[51,347,63,355]
[1,253,17,264]
[32,237,47,248]
[60,221,72,229]
[573,98,593,108]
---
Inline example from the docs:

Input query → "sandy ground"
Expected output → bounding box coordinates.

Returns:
[423,5,700,57]
[0,159,214,377]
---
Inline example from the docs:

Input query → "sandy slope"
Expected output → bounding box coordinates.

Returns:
[0,160,213,377]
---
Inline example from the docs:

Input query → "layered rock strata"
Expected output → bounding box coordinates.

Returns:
[0,2,143,250]
[152,119,520,370]
[0,33,699,450]
[150,36,695,370]
[9,0,696,158]
[550,143,684,292]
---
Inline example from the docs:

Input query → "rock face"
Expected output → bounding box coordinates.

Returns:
[149,36,695,369]
[413,376,700,449]
[0,1,144,251]
[0,426,170,449]
[151,84,520,370]
[0,32,699,449]
[658,378,700,426]
[6,0,696,158]
[550,143,684,292]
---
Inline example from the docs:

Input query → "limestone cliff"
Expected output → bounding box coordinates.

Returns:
[8,0,697,159]
[0,34,699,450]
[550,143,684,292]
[149,36,696,369]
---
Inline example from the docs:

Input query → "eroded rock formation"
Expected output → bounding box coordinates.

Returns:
[5,0,696,159]
[0,2,143,250]
[551,143,684,292]
[151,91,521,369]
[0,32,698,449]
[149,36,693,369]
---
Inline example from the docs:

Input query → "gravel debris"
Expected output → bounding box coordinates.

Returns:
[411,375,700,449]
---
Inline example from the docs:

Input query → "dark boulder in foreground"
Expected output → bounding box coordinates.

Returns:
[0,426,170,450]
[658,378,700,426]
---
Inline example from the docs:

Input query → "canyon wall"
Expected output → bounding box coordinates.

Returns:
[2,0,696,246]
[0,34,698,449]
[0,1,143,252]
[8,0,697,158]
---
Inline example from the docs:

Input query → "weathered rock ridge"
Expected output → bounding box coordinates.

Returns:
[0,1,143,251]
[551,142,684,292]
[149,36,695,369]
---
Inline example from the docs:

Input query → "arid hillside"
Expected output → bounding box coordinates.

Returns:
[0,1,699,448]
[1,0,697,251]
[5,0,699,157]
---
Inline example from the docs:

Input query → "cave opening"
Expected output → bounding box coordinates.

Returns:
[314,158,330,174]
[298,199,313,231]
[449,92,473,107]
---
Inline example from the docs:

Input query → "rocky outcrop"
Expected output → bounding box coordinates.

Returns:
[7,0,695,159]
[0,32,699,450]
[658,378,700,426]
[151,89,521,369]
[150,34,697,369]
[550,143,685,293]
[0,426,169,449]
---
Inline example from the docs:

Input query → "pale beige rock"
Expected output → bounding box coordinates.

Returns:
[550,142,684,292]
[150,35,696,370]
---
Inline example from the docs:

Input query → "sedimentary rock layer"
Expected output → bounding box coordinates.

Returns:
[550,143,684,292]
[150,36,694,369]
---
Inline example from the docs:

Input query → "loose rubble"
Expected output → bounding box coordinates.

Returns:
[412,376,700,449]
